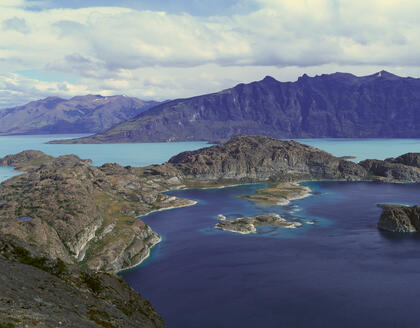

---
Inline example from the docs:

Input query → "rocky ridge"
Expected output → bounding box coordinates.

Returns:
[169,135,367,183]
[0,95,160,135]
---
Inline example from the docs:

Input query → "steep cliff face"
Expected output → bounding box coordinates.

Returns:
[0,151,190,272]
[0,235,164,328]
[169,135,367,182]
[377,205,420,233]
[54,71,420,143]
[0,95,160,135]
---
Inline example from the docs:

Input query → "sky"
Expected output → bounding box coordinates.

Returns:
[1,0,420,107]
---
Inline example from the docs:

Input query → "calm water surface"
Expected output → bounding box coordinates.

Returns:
[123,182,420,328]
[295,138,420,161]
[0,134,209,181]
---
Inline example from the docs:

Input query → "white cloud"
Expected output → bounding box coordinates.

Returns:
[1,0,420,107]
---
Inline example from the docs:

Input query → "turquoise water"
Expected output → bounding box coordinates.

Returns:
[0,134,209,182]
[0,135,419,182]
[295,138,420,161]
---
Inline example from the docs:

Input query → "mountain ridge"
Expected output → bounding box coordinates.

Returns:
[0,94,160,135]
[51,70,420,144]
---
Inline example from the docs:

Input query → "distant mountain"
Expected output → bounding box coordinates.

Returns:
[52,71,420,144]
[0,95,160,135]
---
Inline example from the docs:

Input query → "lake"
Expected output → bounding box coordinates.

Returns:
[123,181,420,328]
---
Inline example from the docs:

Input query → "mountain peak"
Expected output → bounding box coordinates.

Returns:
[369,70,400,80]
[261,75,278,83]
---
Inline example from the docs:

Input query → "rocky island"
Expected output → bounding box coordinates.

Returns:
[377,204,420,233]
[239,182,311,205]
[215,214,303,234]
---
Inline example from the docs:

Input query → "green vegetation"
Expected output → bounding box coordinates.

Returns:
[12,246,67,277]
[81,272,103,294]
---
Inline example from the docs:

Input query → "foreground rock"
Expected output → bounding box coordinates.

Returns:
[215,214,302,234]
[239,182,311,205]
[0,235,164,328]
[377,204,420,232]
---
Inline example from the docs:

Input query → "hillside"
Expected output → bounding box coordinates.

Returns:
[52,71,420,143]
[0,95,159,135]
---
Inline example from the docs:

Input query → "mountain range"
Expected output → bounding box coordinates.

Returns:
[0,95,160,135]
[50,70,420,144]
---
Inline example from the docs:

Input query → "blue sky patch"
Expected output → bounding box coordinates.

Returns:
[16,69,80,84]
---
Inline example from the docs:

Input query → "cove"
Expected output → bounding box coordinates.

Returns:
[123,181,420,328]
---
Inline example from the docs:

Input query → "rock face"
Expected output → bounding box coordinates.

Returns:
[0,95,160,135]
[360,154,420,182]
[377,205,420,232]
[0,151,192,272]
[54,71,420,143]
[0,235,164,328]
[215,214,302,234]
[169,135,367,182]
[386,153,420,168]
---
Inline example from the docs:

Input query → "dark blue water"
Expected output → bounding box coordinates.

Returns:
[122,182,420,328]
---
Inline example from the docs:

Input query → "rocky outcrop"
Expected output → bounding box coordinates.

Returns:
[0,235,164,328]
[386,153,420,168]
[0,95,160,135]
[215,213,303,234]
[0,151,191,272]
[377,204,420,232]
[53,71,420,144]
[0,150,53,170]
[169,135,367,182]
[360,157,420,182]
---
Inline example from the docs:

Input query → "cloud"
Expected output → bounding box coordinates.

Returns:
[2,16,30,34]
[1,0,420,107]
